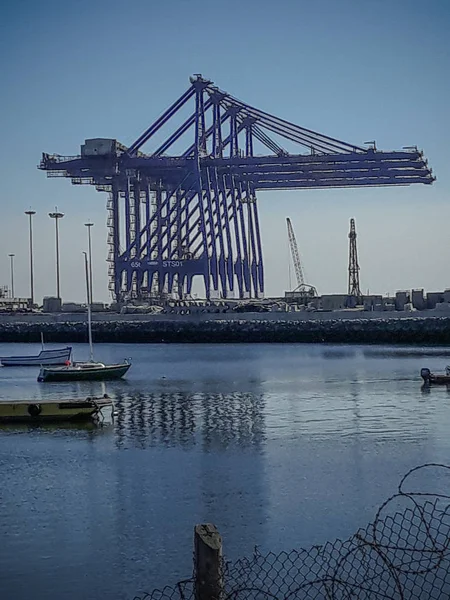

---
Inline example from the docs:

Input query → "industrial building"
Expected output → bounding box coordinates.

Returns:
[282,290,450,313]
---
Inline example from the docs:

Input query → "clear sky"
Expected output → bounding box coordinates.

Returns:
[1,0,449,303]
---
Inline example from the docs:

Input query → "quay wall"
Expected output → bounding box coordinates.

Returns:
[1,310,450,344]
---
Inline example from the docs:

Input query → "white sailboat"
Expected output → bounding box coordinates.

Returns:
[38,253,131,382]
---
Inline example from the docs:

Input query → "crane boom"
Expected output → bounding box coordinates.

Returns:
[286,218,317,296]
[286,217,305,289]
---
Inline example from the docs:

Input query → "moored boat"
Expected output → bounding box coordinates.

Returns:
[420,367,450,385]
[0,395,113,423]
[38,360,131,382]
[37,252,132,383]
[0,346,72,367]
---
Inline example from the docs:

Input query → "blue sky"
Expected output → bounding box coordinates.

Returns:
[1,0,449,302]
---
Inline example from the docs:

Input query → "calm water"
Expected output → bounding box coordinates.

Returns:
[1,342,450,599]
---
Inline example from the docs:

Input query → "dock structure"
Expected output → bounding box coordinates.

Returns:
[39,75,434,302]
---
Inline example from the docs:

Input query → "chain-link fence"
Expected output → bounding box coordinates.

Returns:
[134,463,450,600]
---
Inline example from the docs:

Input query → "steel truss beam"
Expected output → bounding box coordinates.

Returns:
[39,75,434,302]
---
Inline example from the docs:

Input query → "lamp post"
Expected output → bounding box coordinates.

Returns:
[8,253,15,299]
[48,207,64,300]
[84,222,94,305]
[25,210,36,305]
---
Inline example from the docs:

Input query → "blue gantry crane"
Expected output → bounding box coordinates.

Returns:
[39,75,434,302]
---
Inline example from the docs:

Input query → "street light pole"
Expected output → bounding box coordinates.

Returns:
[8,254,15,299]
[25,210,36,306]
[84,222,94,305]
[49,207,64,300]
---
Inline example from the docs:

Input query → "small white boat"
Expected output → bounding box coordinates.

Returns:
[0,346,72,367]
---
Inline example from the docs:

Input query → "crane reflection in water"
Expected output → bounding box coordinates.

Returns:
[112,389,266,452]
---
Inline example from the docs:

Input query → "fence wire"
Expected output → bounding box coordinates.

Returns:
[134,463,450,600]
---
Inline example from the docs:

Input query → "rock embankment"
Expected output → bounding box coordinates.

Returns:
[1,316,450,344]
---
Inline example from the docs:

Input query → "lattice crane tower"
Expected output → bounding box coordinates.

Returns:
[348,218,362,297]
[39,75,434,302]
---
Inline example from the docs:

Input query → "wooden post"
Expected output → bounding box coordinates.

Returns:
[194,523,223,600]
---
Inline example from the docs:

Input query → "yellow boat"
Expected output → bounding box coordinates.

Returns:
[0,395,114,423]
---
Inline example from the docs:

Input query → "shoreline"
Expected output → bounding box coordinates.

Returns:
[1,313,450,344]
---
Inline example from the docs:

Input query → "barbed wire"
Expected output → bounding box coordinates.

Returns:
[134,463,450,600]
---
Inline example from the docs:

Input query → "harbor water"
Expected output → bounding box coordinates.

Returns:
[1,342,450,600]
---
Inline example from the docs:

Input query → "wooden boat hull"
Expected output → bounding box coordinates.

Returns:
[38,362,130,382]
[0,397,112,423]
[0,347,72,367]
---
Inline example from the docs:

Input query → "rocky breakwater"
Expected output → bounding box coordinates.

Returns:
[1,315,450,344]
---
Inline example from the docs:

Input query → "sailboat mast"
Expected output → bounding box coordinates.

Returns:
[83,252,94,362]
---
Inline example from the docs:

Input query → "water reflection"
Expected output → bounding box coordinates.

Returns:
[102,388,268,592]
[421,383,450,395]
[347,380,366,513]
[321,348,358,359]
[113,391,266,452]
[0,369,130,403]
[363,347,450,358]
[3,342,450,600]
[0,421,103,434]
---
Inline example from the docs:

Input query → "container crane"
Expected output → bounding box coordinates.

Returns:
[286,217,317,297]
[39,75,434,302]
